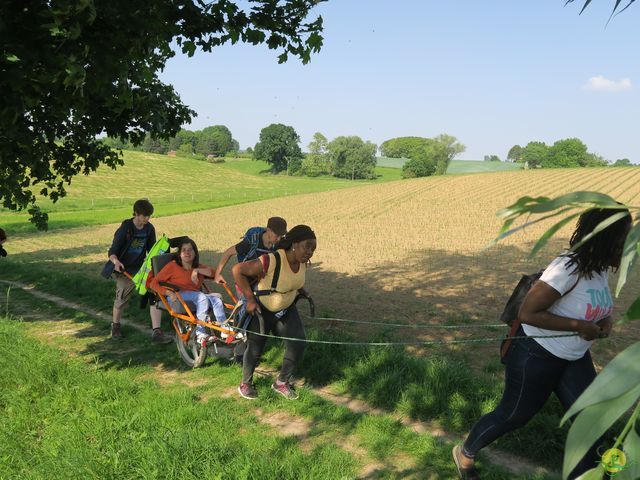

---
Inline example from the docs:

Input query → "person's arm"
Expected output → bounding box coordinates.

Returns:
[232,259,264,314]
[107,222,128,272]
[214,245,239,284]
[190,265,214,284]
[596,316,613,338]
[519,281,603,340]
[150,261,177,300]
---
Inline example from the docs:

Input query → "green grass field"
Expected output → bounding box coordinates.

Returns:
[376,156,410,168]
[376,157,524,174]
[0,151,401,233]
[447,160,523,174]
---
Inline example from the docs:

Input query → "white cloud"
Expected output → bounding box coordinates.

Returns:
[583,75,633,92]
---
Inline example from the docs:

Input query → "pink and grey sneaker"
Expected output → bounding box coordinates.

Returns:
[238,382,258,400]
[271,380,298,400]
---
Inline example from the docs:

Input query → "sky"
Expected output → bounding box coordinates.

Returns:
[160,1,640,162]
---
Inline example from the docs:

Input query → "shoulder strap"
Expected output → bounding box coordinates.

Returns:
[118,219,136,258]
[253,251,282,297]
[271,250,282,291]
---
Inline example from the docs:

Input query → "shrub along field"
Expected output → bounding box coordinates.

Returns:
[2,163,640,477]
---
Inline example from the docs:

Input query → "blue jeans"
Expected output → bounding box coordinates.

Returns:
[463,329,599,479]
[168,291,226,334]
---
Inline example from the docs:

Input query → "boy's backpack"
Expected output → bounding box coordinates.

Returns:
[499,270,579,358]
[237,226,267,262]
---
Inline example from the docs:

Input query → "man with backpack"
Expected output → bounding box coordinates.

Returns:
[213,216,287,285]
[105,199,172,344]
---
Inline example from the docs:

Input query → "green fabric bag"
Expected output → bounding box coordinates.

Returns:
[132,234,170,295]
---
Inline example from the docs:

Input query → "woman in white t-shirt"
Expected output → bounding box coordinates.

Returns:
[454,206,632,480]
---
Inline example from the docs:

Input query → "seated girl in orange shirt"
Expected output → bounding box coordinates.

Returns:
[150,237,227,344]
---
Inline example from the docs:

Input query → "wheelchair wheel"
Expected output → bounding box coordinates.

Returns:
[174,318,207,368]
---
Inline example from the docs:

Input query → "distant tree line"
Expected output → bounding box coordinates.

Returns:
[506,139,634,168]
[103,125,239,160]
[253,124,378,180]
[379,135,465,178]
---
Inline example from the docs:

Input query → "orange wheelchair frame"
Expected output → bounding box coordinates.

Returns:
[126,252,316,368]
[157,280,245,368]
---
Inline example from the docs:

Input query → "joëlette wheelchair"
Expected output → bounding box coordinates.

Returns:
[149,253,317,368]
[149,253,246,368]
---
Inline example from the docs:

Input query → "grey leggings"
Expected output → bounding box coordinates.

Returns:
[241,305,306,384]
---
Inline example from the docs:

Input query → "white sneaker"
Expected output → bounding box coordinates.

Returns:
[220,327,232,339]
[195,330,213,346]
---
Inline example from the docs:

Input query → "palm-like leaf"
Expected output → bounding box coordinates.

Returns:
[564,0,637,23]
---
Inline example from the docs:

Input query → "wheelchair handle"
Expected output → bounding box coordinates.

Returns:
[294,294,315,318]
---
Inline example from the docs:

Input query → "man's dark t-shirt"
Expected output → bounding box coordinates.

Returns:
[235,232,272,262]
[108,220,156,274]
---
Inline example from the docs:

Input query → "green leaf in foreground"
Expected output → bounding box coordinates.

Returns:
[562,383,640,479]
[562,343,640,423]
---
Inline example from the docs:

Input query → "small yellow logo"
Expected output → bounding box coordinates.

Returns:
[601,448,627,474]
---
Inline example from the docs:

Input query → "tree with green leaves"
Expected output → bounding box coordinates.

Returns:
[401,141,443,178]
[195,125,235,157]
[254,123,303,175]
[379,136,429,159]
[484,155,501,162]
[433,134,465,174]
[612,158,633,167]
[521,141,549,168]
[507,145,523,162]
[142,135,169,155]
[301,132,331,177]
[381,135,464,177]
[327,136,377,180]
[0,0,324,229]
[546,138,590,168]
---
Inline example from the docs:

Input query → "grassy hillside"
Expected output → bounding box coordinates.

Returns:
[0,151,401,233]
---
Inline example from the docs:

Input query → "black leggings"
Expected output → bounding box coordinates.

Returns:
[463,332,599,479]
[241,306,306,384]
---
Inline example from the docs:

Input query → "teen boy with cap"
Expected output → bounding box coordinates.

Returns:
[106,199,172,344]
[213,216,287,285]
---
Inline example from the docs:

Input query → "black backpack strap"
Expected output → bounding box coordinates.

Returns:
[253,251,283,297]
[271,250,282,291]
[118,219,136,259]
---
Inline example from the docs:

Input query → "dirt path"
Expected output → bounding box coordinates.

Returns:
[0,278,558,478]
